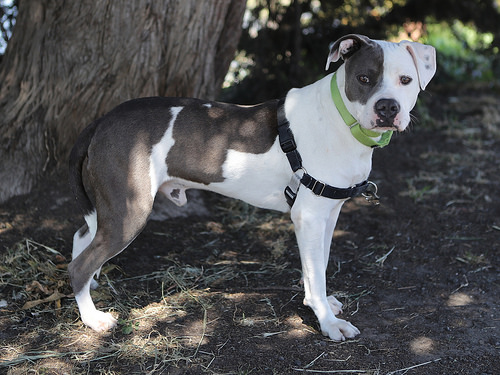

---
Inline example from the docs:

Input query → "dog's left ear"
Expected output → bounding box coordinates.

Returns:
[401,41,437,90]
[325,34,372,70]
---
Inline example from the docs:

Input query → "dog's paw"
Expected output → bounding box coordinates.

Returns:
[320,318,360,341]
[81,310,118,332]
[327,295,343,315]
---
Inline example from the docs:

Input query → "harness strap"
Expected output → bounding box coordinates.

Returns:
[300,174,370,199]
[277,99,302,172]
[277,99,378,207]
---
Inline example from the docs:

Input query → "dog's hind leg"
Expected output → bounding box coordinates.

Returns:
[70,270,117,332]
[72,223,92,261]
[68,230,121,332]
[68,187,153,331]
[71,212,100,289]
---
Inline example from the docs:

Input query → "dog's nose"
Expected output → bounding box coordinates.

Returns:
[375,99,400,120]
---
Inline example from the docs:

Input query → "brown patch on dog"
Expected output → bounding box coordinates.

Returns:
[343,39,384,105]
[166,100,279,184]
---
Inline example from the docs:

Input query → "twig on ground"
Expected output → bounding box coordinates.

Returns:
[385,358,442,375]
[303,351,326,369]
[375,246,395,266]
[293,368,371,373]
[450,275,469,294]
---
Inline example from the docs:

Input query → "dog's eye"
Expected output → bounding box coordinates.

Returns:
[400,76,412,85]
[358,75,370,84]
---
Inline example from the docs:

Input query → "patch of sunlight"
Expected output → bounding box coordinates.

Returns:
[447,292,473,307]
[410,336,435,355]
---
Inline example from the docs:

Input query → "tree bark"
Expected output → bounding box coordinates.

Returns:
[0,0,246,202]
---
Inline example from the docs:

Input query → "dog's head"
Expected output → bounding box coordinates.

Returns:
[326,34,436,132]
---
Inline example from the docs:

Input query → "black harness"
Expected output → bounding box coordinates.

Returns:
[277,99,380,207]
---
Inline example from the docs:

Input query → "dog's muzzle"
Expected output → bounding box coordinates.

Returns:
[375,98,400,127]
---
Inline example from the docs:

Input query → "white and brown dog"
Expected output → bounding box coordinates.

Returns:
[68,34,436,340]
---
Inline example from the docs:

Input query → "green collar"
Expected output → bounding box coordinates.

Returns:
[330,73,392,148]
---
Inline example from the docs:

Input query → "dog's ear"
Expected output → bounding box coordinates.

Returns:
[325,34,372,70]
[401,41,437,90]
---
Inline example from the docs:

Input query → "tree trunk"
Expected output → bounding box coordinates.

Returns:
[0,0,246,202]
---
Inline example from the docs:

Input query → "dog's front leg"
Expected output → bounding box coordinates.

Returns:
[291,196,360,341]
[323,205,347,317]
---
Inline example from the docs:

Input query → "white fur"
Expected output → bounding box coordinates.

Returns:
[72,211,98,260]
[150,107,183,201]
[211,146,291,211]
[277,41,433,339]
[72,211,100,290]
[72,227,91,262]
[185,73,368,340]
[74,278,117,332]
[72,210,127,331]
[72,38,435,340]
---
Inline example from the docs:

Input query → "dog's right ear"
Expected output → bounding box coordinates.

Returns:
[325,34,372,70]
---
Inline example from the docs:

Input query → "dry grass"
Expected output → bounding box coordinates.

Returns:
[0,207,295,374]
[1,92,499,374]
[0,242,210,372]
[0,203,369,374]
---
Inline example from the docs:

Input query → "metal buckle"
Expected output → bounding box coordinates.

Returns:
[278,126,297,153]
[284,168,306,207]
[311,180,326,196]
[280,137,296,153]
[362,181,380,205]
[284,186,297,207]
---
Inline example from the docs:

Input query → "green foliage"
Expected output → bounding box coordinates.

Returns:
[423,20,497,82]
[222,0,500,103]
[119,318,140,334]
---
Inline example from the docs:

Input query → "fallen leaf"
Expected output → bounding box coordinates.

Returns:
[26,280,52,295]
[22,291,66,310]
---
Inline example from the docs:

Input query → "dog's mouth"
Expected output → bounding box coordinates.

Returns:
[368,119,400,132]
[375,120,399,131]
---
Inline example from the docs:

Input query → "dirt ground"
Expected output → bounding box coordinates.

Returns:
[0,88,499,374]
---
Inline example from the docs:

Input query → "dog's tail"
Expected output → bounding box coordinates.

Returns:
[69,120,99,215]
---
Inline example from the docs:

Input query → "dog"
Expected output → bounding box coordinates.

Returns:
[68,34,436,341]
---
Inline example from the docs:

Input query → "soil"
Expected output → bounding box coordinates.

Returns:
[0,89,499,374]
